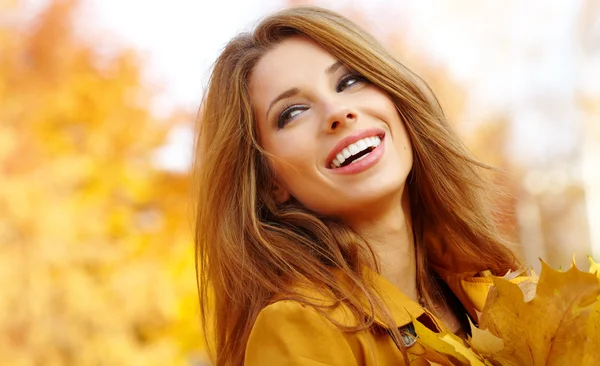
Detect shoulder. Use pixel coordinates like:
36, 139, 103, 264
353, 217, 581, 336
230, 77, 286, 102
245, 300, 358, 366
251, 300, 338, 332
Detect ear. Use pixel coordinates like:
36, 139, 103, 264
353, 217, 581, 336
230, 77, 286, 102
272, 180, 290, 204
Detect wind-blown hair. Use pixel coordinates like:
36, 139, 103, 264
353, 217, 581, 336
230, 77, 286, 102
194, 6, 519, 366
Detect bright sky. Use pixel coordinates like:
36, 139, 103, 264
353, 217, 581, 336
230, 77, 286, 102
84, 0, 283, 113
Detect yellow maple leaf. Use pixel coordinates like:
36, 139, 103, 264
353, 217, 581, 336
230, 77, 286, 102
412, 317, 486, 365
467, 318, 503, 356
589, 255, 600, 280
440, 334, 486, 366
472, 260, 600, 365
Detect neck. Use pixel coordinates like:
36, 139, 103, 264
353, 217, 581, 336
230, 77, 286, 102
348, 188, 417, 302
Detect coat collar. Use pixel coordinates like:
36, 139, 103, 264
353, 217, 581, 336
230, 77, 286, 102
432, 263, 530, 321
363, 267, 427, 328
361, 267, 501, 329
281, 266, 496, 331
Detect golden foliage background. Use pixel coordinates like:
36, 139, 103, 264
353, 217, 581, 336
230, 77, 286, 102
0, 1, 203, 364
1, 0, 597, 364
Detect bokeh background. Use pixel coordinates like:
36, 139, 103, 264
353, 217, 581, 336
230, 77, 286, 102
1, 0, 598, 364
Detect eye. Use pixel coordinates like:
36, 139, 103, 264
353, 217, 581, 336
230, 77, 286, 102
336, 72, 367, 92
277, 105, 309, 129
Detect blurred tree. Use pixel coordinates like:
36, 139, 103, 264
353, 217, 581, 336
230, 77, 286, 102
578, 0, 600, 259
0, 1, 202, 365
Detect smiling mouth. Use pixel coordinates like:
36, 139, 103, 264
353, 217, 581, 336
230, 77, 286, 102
330, 135, 382, 169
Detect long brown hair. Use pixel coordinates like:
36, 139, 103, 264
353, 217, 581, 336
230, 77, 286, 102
194, 6, 519, 365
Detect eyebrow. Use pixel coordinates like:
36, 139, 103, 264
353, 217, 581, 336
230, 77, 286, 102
326, 60, 344, 75
265, 60, 345, 119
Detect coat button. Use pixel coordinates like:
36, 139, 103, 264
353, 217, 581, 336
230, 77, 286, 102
399, 322, 418, 347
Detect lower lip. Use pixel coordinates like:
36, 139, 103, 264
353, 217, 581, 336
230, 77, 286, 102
328, 136, 385, 175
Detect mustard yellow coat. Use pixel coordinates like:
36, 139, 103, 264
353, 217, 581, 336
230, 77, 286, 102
244, 267, 526, 365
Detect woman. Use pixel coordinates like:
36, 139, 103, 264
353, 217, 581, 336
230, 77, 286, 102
194, 6, 521, 366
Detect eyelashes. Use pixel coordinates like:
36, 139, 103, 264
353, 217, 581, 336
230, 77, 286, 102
275, 72, 367, 129
336, 72, 367, 92
276, 103, 309, 129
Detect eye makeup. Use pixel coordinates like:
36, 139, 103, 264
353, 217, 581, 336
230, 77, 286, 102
273, 70, 369, 130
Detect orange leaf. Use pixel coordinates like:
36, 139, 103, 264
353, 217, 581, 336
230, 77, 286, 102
589, 255, 600, 280
468, 318, 503, 356
476, 260, 600, 365
412, 317, 486, 365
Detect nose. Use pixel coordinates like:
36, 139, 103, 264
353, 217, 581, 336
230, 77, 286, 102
323, 102, 357, 133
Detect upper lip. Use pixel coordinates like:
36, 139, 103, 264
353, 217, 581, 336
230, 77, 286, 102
325, 128, 385, 168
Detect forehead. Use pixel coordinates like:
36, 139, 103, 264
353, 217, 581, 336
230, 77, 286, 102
249, 37, 339, 109
252, 36, 337, 83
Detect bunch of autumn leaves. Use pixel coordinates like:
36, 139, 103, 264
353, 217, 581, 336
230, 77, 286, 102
416, 257, 600, 365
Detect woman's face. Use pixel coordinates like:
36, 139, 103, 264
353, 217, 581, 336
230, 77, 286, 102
250, 36, 413, 223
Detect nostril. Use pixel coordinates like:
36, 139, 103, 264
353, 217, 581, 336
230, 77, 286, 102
331, 121, 340, 129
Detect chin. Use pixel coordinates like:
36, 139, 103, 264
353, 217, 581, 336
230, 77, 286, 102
328, 186, 407, 217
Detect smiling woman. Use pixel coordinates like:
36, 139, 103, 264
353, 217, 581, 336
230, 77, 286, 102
250, 36, 413, 220
194, 6, 520, 366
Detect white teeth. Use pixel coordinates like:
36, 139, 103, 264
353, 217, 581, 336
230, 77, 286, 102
350, 153, 370, 164
330, 135, 382, 168
356, 139, 367, 151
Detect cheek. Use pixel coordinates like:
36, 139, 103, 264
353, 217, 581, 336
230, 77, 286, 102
395, 123, 412, 151
390, 121, 413, 170
263, 134, 318, 187
374, 97, 413, 157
